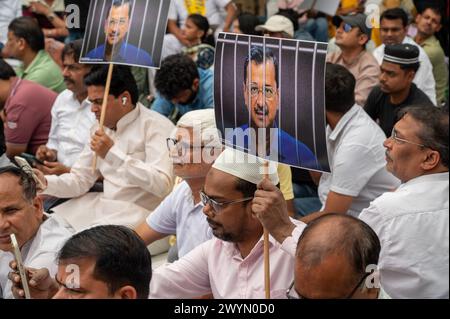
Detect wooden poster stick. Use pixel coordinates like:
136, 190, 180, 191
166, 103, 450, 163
263, 161, 271, 299
92, 63, 114, 171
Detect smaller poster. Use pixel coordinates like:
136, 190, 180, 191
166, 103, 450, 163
80, 0, 171, 69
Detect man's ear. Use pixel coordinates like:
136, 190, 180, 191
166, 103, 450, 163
116, 286, 138, 299
358, 34, 369, 47
193, 78, 200, 91
421, 149, 442, 171
415, 14, 421, 25
17, 38, 27, 51
32, 196, 44, 219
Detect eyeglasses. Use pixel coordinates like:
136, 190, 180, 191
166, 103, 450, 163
390, 129, 426, 147
200, 191, 253, 213
108, 18, 128, 28
286, 274, 370, 299
248, 85, 276, 99
166, 138, 208, 156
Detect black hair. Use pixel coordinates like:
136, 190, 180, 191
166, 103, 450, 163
399, 62, 421, 73
380, 8, 409, 27
276, 9, 299, 32
325, 63, 356, 113
187, 14, 213, 45
0, 166, 37, 203
237, 13, 262, 36
398, 106, 449, 168
155, 54, 199, 100
0, 59, 16, 80
84, 65, 139, 105
57, 225, 152, 299
244, 46, 279, 88
0, 120, 5, 156
8, 17, 45, 52
296, 214, 380, 282
107, 0, 133, 19
235, 178, 258, 198
418, 5, 442, 19
61, 39, 84, 63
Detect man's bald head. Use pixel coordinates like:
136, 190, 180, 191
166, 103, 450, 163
293, 214, 380, 299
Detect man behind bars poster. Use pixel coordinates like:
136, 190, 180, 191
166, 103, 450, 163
86, 0, 154, 66
226, 46, 320, 170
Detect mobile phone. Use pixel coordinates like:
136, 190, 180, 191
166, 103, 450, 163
20, 153, 44, 166
14, 156, 46, 189
10, 234, 31, 299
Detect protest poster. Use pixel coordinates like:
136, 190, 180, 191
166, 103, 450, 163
214, 33, 331, 173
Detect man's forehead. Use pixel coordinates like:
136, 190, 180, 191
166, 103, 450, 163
381, 61, 401, 71
381, 18, 404, 27
395, 115, 420, 136
87, 86, 106, 97
204, 168, 237, 197
110, 4, 130, 18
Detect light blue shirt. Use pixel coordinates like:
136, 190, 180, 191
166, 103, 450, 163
146, 181, 212, 258
0, 0, 21, 44
152, 68, 214, 117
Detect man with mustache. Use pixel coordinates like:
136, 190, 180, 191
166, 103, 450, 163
365, 43, 434, 137
226, 46, 320, 171
359, 106, 449, 298
150, 147, 304, 299
0, 166, 72, 299
86, 0, 153, 66
34, 65, 175, 239
35, 40, 96, 177
372, 8, 437, 105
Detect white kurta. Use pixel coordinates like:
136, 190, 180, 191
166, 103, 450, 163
360, 172, 449, 299
42, 103, 175, 232
373, 37, 437, 106
46, 90, 96, 167
0, 214, 73, 299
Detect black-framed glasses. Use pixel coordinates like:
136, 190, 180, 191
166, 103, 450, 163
390, 129, 426, 147
286, 274, 370, 299
200, 190, 253, 213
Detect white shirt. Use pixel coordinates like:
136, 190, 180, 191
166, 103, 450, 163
360, 172, 449, 299
147, 181, 212, 258
0, 0, 21, 44
319, 105, 400, 217
46, 90, 96, 167
0, 214, 73, 299
373, 37, 437, 106
42, 103, 175, 232
168, 0, 231, 29
150, 219, 306, 299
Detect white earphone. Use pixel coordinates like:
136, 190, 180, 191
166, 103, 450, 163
122, 97, 128, 105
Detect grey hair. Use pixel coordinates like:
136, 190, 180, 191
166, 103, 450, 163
0, 166, 37, 202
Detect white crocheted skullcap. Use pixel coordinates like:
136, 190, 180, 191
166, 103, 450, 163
212, 147, 279, 185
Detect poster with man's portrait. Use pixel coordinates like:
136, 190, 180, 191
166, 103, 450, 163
214, 33, 330, 173
80, 0, 171, 68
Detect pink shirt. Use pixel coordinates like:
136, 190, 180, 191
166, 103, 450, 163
327, 50, 380, 107
150, 220, 306, 299
3, 78, 56, 154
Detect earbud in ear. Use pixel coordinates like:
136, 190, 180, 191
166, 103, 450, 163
122, 97, 128, 105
